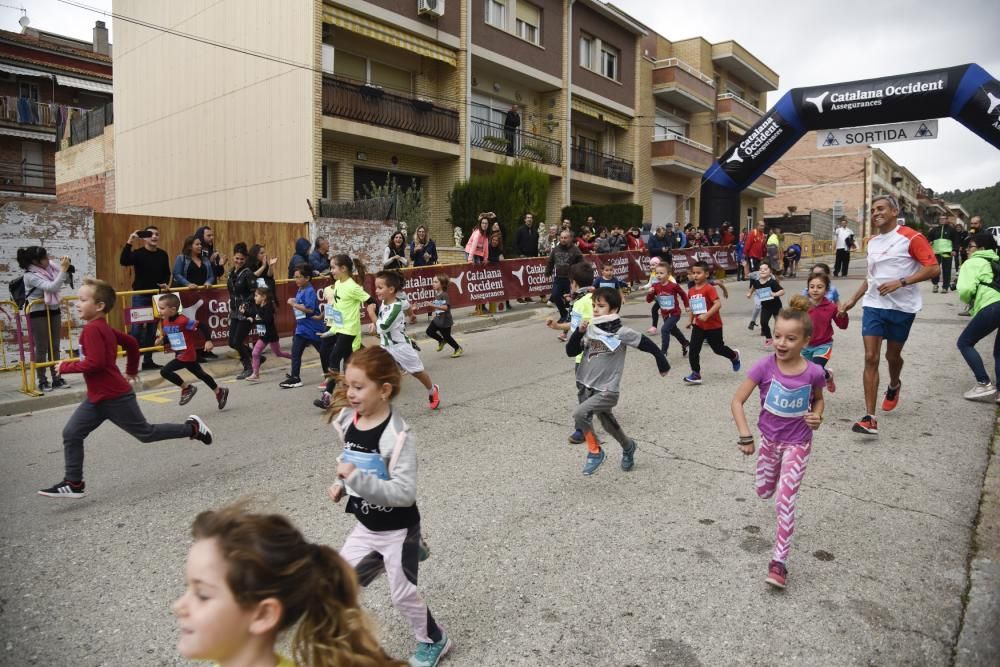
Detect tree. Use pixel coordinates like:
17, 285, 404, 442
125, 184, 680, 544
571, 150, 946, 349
448, 162, 549, 253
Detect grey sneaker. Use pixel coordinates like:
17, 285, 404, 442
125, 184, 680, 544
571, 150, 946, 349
582, 448, 606, 476
963, 382, 997, 401
621, 440, 637, 471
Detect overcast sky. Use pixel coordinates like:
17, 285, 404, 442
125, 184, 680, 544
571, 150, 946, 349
6, 0, 1000, 193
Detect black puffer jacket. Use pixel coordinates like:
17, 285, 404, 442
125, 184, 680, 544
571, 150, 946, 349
227, 267, 256, 321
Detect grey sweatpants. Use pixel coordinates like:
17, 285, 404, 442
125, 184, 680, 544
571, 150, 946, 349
62, 391, 192, 482
573, 387, 631, 448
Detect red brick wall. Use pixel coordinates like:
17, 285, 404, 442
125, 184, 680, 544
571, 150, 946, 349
56, 173, 108, 211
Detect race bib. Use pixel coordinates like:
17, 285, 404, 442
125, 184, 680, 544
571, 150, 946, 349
590, 330, 622, 351
294, 306, 306, 320
570, 311, 583, 330
325, 305, 343, 327
656, 294, 675, 310
166, 331, 187, 351
690, 295, 708, 315
756, 286, 774, 301
255, 324, 266, 336
763, 380, 812, 418
340, 448, 389, 498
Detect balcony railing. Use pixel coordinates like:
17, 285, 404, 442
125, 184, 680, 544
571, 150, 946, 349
570, 146, 633, 184
716, 93, 765, 129
0, 96, 57, 127
321, 75, 458, 143
653, 58, 714, 85
470, 117, 562, 166
0, 159, 56, 195
70, 103, 113, 146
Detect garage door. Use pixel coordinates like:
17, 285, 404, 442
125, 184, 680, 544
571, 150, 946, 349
652, 191, 677, 228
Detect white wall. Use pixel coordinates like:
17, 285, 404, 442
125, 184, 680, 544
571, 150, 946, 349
113, 0, 317, 222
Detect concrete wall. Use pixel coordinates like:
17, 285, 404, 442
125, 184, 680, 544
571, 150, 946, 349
312, 216, 397, 271
113, 0, 317, 222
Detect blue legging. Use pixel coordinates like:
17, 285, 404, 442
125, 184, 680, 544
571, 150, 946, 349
957, 301, 1000, 384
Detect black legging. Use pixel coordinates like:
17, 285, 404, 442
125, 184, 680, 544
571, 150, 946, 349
160, 359, 218, 390
323, 333, 356, 392
228, 318, 253, 370
426, 322, 460, 351
688, 327, 737, 373
759, 300, 781, 339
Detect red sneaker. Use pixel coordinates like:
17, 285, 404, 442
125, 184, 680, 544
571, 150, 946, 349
825, 371, 836, 393
765, 560, 787, 589
881, 383, 901, 411
852, 415, 879, 435
428, 384, 440, 410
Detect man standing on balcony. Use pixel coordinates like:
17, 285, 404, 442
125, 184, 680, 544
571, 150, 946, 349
504, 103, 521, 157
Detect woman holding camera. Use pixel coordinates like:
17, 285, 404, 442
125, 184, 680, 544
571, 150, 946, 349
18, 246, 72, 391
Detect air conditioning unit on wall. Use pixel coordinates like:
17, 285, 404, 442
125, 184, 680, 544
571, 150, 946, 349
418, 0, 444, 17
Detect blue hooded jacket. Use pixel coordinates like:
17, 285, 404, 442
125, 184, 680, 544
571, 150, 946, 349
288, 238, 312, 278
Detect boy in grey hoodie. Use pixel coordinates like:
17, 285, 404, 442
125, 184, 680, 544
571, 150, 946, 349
566, 287, 670, 476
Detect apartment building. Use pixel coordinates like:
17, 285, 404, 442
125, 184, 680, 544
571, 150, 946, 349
0, 18, 112, 200
639, 34, 779, 231
764, 130, 924, 237
110, 0, 779, 242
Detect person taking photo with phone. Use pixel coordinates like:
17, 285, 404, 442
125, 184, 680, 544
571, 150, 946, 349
120, 226, 171, 370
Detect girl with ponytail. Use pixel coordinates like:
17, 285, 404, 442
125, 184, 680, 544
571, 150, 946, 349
173, 503, 404, 667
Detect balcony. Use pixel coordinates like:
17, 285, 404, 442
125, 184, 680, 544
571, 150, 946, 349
0, 96, 57, 129
651, 135, 713, 176
69, 103, 113, 147
716, 93, 764, 131
746, 172, 778, 198
0, 159, 56, 197
570, 146, 633, 184
711, 41, 779, 92
321, 75, 459, 143
651, 59, 716, 113
470, 117, 562, 166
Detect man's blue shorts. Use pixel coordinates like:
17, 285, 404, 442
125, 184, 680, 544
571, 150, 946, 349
862, 306, 916, 343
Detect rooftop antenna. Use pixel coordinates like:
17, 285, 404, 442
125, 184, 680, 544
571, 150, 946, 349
0, 3, 29, 29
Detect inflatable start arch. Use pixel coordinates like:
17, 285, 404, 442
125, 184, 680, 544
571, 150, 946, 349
700, 63, 1000, 228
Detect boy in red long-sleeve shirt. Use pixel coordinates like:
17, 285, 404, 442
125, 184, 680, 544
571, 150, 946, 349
38, 278, 213, 499
645, 262, 690, 357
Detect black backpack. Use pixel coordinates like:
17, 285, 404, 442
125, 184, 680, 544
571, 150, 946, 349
9, 276, 26, 309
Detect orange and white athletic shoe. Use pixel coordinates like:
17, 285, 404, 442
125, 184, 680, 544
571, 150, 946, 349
881, 382, 901, 412
428, 384, 441, 410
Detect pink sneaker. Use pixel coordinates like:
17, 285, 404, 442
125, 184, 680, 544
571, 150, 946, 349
764, 339, 774, 346
765, 560, 787, 588
825, 371, 836, 393
646, 326, 657, 335
245, 374, 260, 383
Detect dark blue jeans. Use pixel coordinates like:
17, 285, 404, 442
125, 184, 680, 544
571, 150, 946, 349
957, 301, 1000, 384
550, 277, 570, 322
129, 294, 157, 363
290, 334, 322, 379
660, 314, 689, 353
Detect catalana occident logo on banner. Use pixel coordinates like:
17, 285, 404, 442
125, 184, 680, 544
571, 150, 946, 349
956, 78, 1000, 144
453, 266, 506, 304
719, 109, 793, 184
506, 259, 552, 297
798, 70, 952, 128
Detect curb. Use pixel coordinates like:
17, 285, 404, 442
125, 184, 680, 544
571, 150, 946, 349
954, 417, 1000, 666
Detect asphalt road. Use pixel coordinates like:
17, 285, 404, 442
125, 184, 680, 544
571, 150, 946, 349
0, 278, 993, 666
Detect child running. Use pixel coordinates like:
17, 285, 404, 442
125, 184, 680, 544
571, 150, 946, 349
595, 262, 627, 297
684, 261, 741, 384
327, 346, 452, 667
156, 293, 229, 409
566, 286, 670, 475
314, 254, 374, 408
174, 503, 404, 667
644, 256, 662, 334
546, 262, 595, 443
247, 287, 292, 382
800, 262, 841, 304
800, 278, 848, 392
38, 278, 212, 499
731, 299, 826, 589
425, 274, 463, 358
747, 260, 784, 346
280, 265, 325, 389
747, 268, 762, 331
367, 270, 441, 409
645, 261, 689, 356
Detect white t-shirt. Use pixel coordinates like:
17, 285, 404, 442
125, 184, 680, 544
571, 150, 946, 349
834, 226, 854, 251
862, 225, 936, 314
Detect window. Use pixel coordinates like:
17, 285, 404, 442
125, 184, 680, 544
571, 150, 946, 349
725, 82, 744, 99
471, 93, 510, 126
600, 44, 619, 80
333, 50, 412, 94
486, 0, 506, 28
580, 34, 594, 70
515, 1, 540, 44
654, 110, 687, 140
18, 81, 39, 100
334, 51, 367, 82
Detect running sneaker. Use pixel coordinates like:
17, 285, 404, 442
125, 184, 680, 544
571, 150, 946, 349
187, 415, 213, 445
731, 349, 741, 372
941, 287, 949, 294
179, 384, 198, 406
646, 326, 657, 335
748, 321, 756, 331
314, 392, 331, 410
38, 479, 86, 499
215, 387, 229, 410
436, 342, 446, 352
279, 376, 303, 389
852, 415, 879, 436
764, 339, 773, 347
825, 371, 836, 393
683, 372, 702, 385
235, 368, 253, 380
682, 344, 689, 357
766, 560, 787, 589
451, 348, 463, 358
408, 633, 452, 667
932, 285, 939, 293
316, 381, 328, 389
881, 383, 901, 412
963, 382, 997, 401
37, 378, 52, 392
51, 376, 69, 389
568, 429, 584, 444
621, 440, 637, 472
428, 384, 441, 410
557, 333, 568, 342
245, 374, 261, 383
582, 448, 606, 476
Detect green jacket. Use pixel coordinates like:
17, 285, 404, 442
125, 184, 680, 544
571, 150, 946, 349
957, 249, 1000, 316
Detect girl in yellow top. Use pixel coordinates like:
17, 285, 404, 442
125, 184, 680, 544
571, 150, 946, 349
316, 254, 374, 409
173, 503, 403, 667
